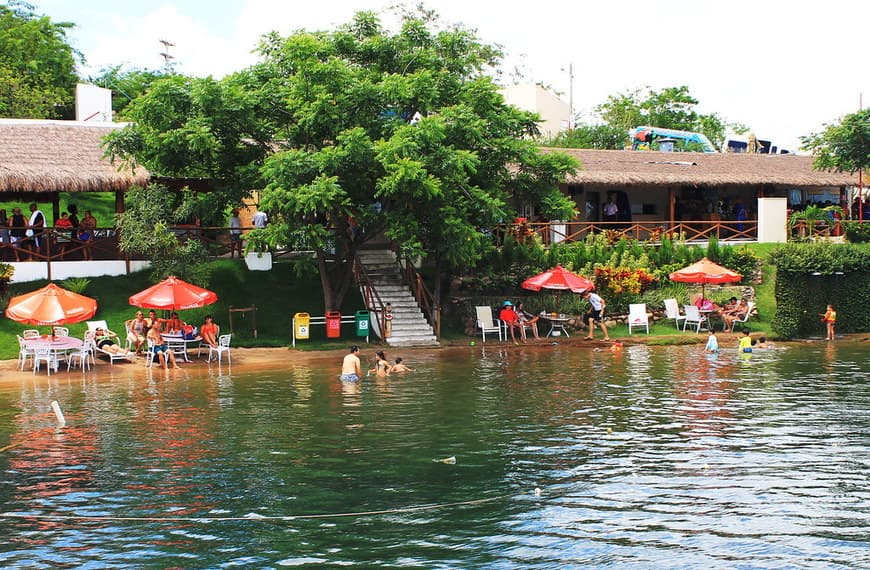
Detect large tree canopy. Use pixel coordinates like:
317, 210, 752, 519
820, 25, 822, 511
802, 109, 870, 175
107, 9, 577, 311
0, 1, 80, 118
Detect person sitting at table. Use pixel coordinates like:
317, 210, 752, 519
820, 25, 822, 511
165, 312, 185, 335
693, 296, 718, 312
514, 301, 540, 339
125, 310, 150, 354
146, 320, 180, 369
723, 299, 749, 331
200, 315, 219, 347
94, 327, 128, 355
499, 301, 526, 344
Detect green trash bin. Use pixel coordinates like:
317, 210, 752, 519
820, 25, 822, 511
355, 310, 370, 337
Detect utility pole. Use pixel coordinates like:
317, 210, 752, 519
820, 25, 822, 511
568, 62, 574, 130
159, 39, 175, 69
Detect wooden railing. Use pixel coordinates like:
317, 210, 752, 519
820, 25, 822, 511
495, 220, 759, 245
352, 255, 387, 341
400, 257, 440, 338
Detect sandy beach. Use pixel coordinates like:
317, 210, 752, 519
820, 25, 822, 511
3, 333, 866, 390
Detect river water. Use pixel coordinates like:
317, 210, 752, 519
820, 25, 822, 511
1, 342, 868, 568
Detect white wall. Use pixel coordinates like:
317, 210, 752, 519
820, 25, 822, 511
500, 84, 570, 139
9, 260, 151, 283
757, 197, 788, 243
75, 84, 113, 122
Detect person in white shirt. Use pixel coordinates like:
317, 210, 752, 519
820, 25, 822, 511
229, 208, 242, 257
603, 196, 619, 222
252, 208, 268, 229
582, 290, 610, 341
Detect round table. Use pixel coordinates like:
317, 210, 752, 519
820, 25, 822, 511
24, 336, 84, 372
539, 314, 571, 338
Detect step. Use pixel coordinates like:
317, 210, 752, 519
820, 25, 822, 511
387, 337, 439, 347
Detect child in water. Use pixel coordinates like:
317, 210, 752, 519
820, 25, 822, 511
820, 304, 836, 341
738, 328, 753, 353
705, 330, 719, 353
391, 357, 415, 373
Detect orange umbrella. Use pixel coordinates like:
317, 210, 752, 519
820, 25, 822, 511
5, 283, 98, 325
129, 276, 218, 311
669, 257, 742, 299
522, 265, 594, 293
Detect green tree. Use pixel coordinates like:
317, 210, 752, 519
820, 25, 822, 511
115, 185, 212, 286
595, 85, 726, 148
89, 65, 169, 119
0, 1, 80, 118
801, 109, 870, 175
543, 123, 627, 149
256, 10, 576, 310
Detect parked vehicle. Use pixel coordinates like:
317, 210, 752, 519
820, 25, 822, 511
629, 126, 717, 153
722, 134, 792, 155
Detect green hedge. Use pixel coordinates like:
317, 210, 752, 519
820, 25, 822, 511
770, 243, 870, 338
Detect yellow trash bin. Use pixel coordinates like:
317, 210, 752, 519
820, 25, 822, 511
294, 312, 310, 340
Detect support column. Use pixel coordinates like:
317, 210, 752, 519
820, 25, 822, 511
757, 197, 788, 243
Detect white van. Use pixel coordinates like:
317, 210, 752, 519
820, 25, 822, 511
722, 134, 791, 155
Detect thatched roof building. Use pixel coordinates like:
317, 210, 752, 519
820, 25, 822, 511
0, 118, 149, 193
545, 148, 860, 188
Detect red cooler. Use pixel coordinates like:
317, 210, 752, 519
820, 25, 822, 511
326, 311, 342, 338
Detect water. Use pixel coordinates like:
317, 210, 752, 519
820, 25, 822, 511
1, 342, 868, 568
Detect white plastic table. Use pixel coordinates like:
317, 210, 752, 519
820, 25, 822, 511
161, 334, 202, 362
25, 336, 83, 372
540, 314, 570, 338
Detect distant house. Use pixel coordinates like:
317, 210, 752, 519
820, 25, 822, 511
0, 118, 149, 219
545, 148, 859, 224
500, 84, 570, 140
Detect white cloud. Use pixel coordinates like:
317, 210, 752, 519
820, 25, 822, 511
61, 0, 869, 151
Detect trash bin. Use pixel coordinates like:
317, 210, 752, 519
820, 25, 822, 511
294, 312, 310, 340
326, 311, 341, 338
355, 310, 370, 337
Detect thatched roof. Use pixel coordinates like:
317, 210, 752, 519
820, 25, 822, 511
0, 119, 150, 193
544, 148, 860, 188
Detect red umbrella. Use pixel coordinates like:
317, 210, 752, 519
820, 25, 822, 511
669, 257, 742, 299
5, 283, 98, 326
129, 276, 218, 311
522, 265, 594, 293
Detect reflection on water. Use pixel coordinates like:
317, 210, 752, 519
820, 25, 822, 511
1, 343, 868, 567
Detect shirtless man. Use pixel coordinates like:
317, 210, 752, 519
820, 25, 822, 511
341, 345, 362, 382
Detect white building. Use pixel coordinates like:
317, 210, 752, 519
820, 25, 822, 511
499, 84, 571, 140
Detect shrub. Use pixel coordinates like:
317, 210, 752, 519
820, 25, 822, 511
842, 221, 870, 243
60, 277, 91, 294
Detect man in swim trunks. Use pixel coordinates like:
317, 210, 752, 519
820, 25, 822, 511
341, 345, 362, 381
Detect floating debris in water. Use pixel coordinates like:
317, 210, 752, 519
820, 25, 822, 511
434, 456, 456, 464
534, 488, 541, 497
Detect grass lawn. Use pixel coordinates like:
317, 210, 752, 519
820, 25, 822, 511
0, 259, 366, 361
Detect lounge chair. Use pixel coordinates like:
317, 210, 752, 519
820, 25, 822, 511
86, 320, 135, 364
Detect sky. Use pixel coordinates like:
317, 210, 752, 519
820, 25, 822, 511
32, 0, 869, 152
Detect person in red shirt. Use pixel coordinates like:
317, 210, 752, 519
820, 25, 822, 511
200, 315, 220, 347
499, 301, 526, 344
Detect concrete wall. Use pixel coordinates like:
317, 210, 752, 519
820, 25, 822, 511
9, 260, 151, 283
757, 197, 788, 243
500, 84, 570, 139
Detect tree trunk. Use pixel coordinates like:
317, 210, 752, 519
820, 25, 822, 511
316, 246, 358, 313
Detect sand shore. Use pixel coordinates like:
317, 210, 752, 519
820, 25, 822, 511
2, 334, 865, 390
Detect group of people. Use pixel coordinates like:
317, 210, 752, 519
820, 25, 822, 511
692, 295, 750, 330
340, 346, 414, 381
497, 290, 610, 343
124, 310, 222, 369
0, 203, 97, 261
704, 328, 769, 354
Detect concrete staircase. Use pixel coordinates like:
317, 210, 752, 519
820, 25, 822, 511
357, 249, 439, 347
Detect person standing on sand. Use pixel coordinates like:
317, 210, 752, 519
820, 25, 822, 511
582, 290, 610, 341
341, 346, 362, 382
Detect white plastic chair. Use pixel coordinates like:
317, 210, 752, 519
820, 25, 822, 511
17, 335, 36, 371
144, 338, 158, 368
683, 305, 707, 333
67, 340, 93, 371
22, 329, 40, 339
728, 301, 756, 332
663, 298, 686, 329
475, 306, 502, 342
627, 303, 650, 335
52, 326, 70, 337
208, 334, 232, 365
33, 346, 57, 375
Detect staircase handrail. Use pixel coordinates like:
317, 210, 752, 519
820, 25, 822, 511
400, 257, 440, 338
353, 255, 387, 340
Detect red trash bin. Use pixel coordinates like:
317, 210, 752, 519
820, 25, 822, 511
326, 311, 342, 338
